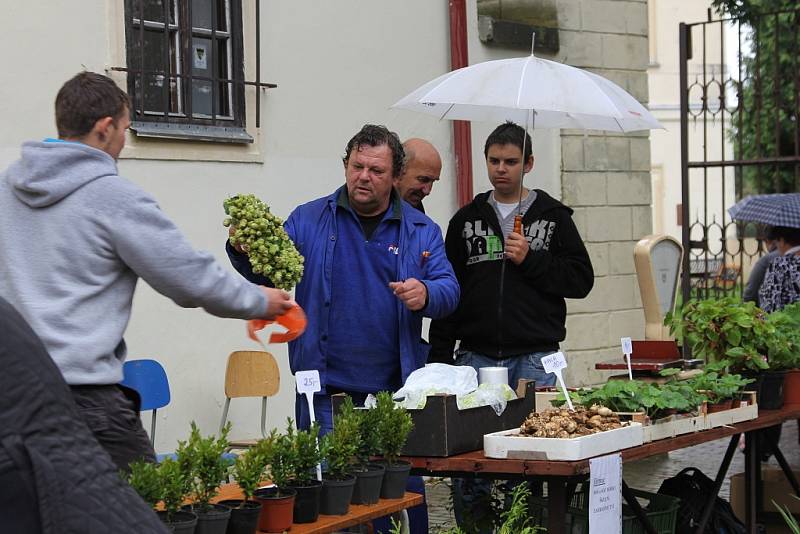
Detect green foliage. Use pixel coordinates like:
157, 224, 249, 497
374, 391, 414, 465
126, 460, 161, 510
181, 422, 233, 510
773, 498, 800, 534
158, 457, 192, 519
260, 429, 295, 489
286, 419, 323, 485
666, 298, 771, 372
230, 444, 266, 503
223, 194, 304, 290
321, 408, 360, 480
765, 302, 800, 369
711, 1, 799, 195
338, 396, 382, 468
498, 484, 544, 534
554, 379, 705, 420
689, 370, 753, 402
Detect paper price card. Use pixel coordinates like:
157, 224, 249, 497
541, 351, 567, 374
296, 370, 321, 395
620, 337, 633, 380
589, 453, 622, 534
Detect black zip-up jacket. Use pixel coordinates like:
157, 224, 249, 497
428, 189, 594, 362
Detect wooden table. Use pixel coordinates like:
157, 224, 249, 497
213, 484, 422, 534
403, 406, 800, 534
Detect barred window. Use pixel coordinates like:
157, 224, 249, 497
120, 0, 274, 143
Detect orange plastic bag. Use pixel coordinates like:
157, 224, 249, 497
247, 304, 307, 344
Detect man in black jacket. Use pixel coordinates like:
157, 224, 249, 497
429, 122, 594, 532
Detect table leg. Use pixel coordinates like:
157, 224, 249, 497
744, 431, 758, 533
694, 433, 739, 534
546, 478, 567, 534
763, 429, 800, 497
622, 480, 658, 534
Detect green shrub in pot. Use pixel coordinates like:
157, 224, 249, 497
126, 460, 161, 510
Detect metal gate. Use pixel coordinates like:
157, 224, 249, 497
678, 7, 800, 305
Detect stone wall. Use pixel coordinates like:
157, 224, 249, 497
557, 0, 652, 385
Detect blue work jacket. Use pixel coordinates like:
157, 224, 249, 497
228, 187, 460, 390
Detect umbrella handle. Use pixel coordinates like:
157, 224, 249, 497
513, 215, 523, 235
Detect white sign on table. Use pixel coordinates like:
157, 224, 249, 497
542, 351, 573, 410
621, 337, 633, 380
589, 453, 622, 534
295, 370, 323, 481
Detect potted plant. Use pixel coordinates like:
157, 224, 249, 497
158, 456, 198, 534
345, 396, 386, 505
283, 419, 324, 523
374, 391, 414, 499
689, 365, 753, 412
320, 408, 360, 515
766, 302, 800, 405
254, 431, 296, 533
217, 444, 266, 534
181, 422, 234, 534
127, 460, 162, 511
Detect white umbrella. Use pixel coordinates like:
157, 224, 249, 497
392, 53, 662, 132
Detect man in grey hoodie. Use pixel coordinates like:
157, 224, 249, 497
0, 71, 294, 471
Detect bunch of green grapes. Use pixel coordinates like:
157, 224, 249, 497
223, 194, 304, 290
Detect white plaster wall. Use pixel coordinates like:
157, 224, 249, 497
0, 0, 456, 453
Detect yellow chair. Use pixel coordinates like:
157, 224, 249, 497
218, 350, 280, 450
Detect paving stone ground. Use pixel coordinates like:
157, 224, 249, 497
424, 420, 800, 532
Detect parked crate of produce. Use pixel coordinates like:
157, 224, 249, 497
703, 391, 758, 429
529, 486, 680, 534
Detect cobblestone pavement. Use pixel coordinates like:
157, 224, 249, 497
425, 420, 800, 532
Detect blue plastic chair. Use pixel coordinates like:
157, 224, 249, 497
120, 359, 171, 446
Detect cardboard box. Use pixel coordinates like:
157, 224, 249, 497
730, 469, 800, 533
483, 422, 644, 461
331, 380, 536, 457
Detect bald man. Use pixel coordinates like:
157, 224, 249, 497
396, 138, 442, 213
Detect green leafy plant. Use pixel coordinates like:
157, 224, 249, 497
666, 297, 771, 372
230, 442, 266, 504
765, 303, 800, 370
261, 429, 295, 490
285, 419, 323, 485
126, 460, 161, 510
374, 391, 414, 465
182, 422, 233, 511
773, 498, 800, 534
158, 457, 192, 521
321, 408, 360, 480
338, 396, 382, 469
689, 369, 753, 403
498, 483, 544, 534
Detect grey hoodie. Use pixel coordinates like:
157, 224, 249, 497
0, 141, 269, 385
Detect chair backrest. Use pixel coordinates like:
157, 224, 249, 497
224, 351, 280, 399
120, 359, 171, 411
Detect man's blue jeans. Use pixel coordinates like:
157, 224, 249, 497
452, 350, 557, 533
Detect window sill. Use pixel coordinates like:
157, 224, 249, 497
131, 121, 254, 144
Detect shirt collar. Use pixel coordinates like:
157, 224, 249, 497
337, 187, 402, 220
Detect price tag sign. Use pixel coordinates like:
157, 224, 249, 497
589, 453, 623, 534
620, 337, 633, 380
543, 352, 573, 411
296, 370, 321, 395
295, 370, 322, 481
542, 351, 567, 374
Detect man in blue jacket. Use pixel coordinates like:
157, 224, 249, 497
228, 124, 459, 427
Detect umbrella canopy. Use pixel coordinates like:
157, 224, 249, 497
392, 54, 662, 132
728, 193, 800, 229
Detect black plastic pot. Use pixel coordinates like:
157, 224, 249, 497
286, 479, 322, 523
181, 503, 231, 534
217, 499, 262, 534
380, 460, 411, 499
743, 370, 786, 410
158, 510, 198, 534
351, 463, 385, 505
320, 475, 356, 515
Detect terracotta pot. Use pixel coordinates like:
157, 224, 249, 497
784, 369, 800, 405
254, 487, 296, 533
706, 398, 734, 413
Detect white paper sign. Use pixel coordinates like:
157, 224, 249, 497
296, 370, 321, 395
295, 370, 323, 481
589, 453, 622, 534
542, 351, 567, 374
620, 337, 633, 380
542, 352, 573, 411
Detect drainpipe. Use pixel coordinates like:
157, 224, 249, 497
449, 0, 473, 207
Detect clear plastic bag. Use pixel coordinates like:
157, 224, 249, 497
456, 382, 517, 415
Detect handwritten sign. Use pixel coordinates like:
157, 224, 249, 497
621, 337, 633, 380
295, 370, 322, 481
589, 453, 622, 534
543, 352, 573, 411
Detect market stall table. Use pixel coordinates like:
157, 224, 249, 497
403, 406, 800, 534
212, 484, 422, 534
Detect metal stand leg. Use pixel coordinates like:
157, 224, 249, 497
744, 431, 759, 533
546, 478, 567, 534
695, 433, 740, 534
762, 427, 800, 497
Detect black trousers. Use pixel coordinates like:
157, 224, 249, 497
70, 384, 156, 471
